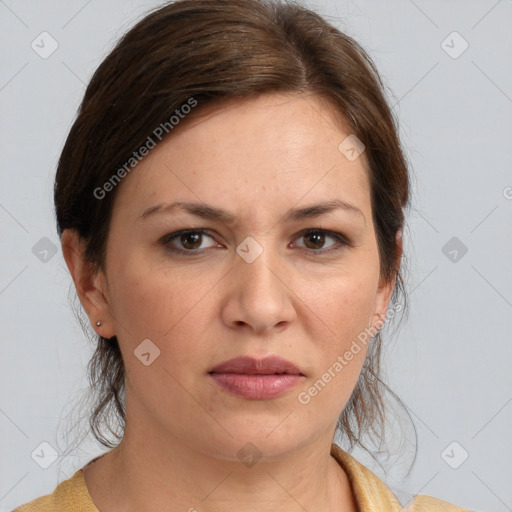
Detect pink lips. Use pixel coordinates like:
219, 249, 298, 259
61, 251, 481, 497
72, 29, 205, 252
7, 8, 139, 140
209, 355, 305, 400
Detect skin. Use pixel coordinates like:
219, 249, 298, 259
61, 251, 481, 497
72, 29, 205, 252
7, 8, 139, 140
62, 92, 399, 511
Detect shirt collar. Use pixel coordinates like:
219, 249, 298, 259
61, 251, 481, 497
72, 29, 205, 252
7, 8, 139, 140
330, 443, 404, 511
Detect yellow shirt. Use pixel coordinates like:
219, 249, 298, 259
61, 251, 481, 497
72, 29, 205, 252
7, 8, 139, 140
14, 444, 471, 511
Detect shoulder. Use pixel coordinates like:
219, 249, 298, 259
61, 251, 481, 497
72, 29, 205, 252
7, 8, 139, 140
13, 469, 98, 512
13, 493, 54, 512
408, 494, 473, 511
330, 443, 472, 511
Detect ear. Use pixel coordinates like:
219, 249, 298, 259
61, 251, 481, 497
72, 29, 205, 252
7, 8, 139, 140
61, 229, 116, 339
371, 231, 403, 328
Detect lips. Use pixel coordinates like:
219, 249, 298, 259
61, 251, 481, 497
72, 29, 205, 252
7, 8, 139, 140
209, 355, 304, 376
208, 356, 305, 400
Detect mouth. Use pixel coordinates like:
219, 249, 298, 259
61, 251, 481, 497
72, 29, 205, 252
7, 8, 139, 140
208, 355, 305, 400
209, 355, 304, 376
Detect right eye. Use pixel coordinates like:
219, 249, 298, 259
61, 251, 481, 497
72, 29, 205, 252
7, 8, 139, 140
161, 229, 221, 255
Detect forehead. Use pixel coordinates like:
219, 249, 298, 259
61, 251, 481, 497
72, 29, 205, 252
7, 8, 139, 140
111, 92, 371, 223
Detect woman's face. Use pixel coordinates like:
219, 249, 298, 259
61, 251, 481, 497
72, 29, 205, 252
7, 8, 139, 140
95, 92, 394, 459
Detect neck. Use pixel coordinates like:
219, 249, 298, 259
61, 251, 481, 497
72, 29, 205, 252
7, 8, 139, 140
83, 401, 357, 512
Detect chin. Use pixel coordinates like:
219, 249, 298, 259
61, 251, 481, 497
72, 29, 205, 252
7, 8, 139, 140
189, 417, 313, 463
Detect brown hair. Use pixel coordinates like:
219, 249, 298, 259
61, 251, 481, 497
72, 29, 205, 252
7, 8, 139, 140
55, 0, 410, 455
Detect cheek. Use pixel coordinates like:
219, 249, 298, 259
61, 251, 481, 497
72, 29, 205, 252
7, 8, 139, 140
107, 253, 215, 338
107, 259, 218, 408
294, 265, 379, 411
301, 264, 379, 348
106, 253, 227, 388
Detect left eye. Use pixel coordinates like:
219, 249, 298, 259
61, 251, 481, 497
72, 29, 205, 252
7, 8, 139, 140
292, 229, 349, 252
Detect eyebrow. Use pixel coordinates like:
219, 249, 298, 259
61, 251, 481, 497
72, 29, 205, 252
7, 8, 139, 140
139, 199, 365, 225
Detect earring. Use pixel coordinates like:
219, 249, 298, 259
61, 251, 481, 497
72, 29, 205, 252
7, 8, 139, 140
96, 320, 102, 326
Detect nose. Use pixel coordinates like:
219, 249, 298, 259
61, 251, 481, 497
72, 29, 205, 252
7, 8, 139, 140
220, 245, 296, 335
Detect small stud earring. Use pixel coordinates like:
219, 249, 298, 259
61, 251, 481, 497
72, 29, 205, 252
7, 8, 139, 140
96, 320, 102, 326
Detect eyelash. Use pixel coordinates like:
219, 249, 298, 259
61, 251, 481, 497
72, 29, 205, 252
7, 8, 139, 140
160, 228, 354, 256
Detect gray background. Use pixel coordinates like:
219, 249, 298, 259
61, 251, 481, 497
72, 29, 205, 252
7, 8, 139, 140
1, 0, 511, 510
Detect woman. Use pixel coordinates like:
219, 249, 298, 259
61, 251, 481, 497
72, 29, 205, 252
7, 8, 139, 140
14, 0, 469, 510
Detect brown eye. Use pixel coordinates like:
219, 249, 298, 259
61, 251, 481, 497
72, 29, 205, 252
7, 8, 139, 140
162, 229, 218, 254
293, 228, 353, 254
303, 230, 326, 250
180, 232, 203, 250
